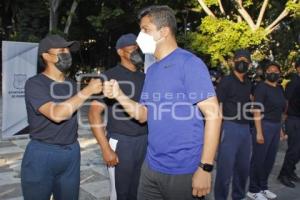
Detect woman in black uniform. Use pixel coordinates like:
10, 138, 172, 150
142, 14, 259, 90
247, 62, 287, 200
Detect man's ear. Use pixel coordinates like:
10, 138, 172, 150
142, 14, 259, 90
42, 52, 57, 64
161, 26, 171, 38
42, 52, 51, 63
117, 49, 124, 57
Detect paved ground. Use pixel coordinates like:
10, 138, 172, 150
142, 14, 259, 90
1, 106, 300, 199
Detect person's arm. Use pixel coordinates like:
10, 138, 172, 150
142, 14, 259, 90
253, 110, 264, 144
39, 79, 102, 123
88, 100, 119, 166
252, 83, 266, 144
177, 56, 221, 197
280, 96, 288, 140
103, 79, 147, 123
192, 96, 222, 197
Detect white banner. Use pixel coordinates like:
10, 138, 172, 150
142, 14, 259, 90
2, 41, 38, 138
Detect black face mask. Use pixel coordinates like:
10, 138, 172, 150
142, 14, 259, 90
265, 73, 280, 83
130, 50, 144, 69
55, 52, 72, 72
234, 61, 249, 74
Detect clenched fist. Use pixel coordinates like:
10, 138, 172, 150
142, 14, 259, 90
102, 146, 119, 167
86, 78, 103, 95
192, 167, 212, 198
103, 79, 122, 99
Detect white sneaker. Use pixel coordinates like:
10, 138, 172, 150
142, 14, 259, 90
247, 192, 268, 200
261, 190, 277, 199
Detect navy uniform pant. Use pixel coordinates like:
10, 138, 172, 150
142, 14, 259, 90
108, 132, 147, 200
214, 121, 251, 200
21, 139, 80, 200
249, 120, 281, 193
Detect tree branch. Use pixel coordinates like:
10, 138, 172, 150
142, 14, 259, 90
218, 0, 225, 15
265, 0, 299, 34
197, 0, 216, 18
265, 8, 289, 34
235, 0, 256, 30
256, 0, 269, 29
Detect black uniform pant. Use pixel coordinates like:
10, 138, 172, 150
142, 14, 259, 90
279, 117, 300, 177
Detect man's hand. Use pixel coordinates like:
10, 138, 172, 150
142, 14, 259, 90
192, 167, 212, 197
280, 128, 288, 141
103, 79, 122, 99
102, 146, 119, 167
85, 78, 103, 95
256, 132, 265, 144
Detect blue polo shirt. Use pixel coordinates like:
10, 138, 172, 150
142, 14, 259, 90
140, 48, 216, 174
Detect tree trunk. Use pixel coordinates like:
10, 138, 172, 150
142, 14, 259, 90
235, 0, 256, 30
64, 0, 79, 35
197, 0, 216, 18
49, 0, 61, 32
217, 0, 225, 15
255, 0, 269, 29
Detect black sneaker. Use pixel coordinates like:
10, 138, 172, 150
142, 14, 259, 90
278, 176, 296, 188
289, 173, 300, 183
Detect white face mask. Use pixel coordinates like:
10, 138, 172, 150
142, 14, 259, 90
136, 31, 156, 55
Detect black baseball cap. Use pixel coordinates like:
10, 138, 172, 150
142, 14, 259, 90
234, 49, 252, 62
38, 34, 80, 55
115, 33, 137, 50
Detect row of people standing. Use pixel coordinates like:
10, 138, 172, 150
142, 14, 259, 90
214, 50, 300, 200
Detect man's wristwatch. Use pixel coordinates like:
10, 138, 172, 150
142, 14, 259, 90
199, 162, 214, 172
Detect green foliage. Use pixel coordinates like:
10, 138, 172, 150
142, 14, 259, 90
204, 0, 218, 7
186, 16, 266, 66
286, 0, 300, 16
243, 0, 254, 8
87, 6, 125, 33
1, 0, 299, 72
16, 0, 49, 41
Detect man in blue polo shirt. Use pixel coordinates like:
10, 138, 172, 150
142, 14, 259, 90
103, 5, 221, 200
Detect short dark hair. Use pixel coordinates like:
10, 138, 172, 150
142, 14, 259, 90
138, 5, 177, 36
264, 61, 281, 72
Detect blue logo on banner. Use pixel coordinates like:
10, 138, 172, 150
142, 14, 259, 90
13, 74, 27, 89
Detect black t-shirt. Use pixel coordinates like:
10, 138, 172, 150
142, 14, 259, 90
97, 65, 147, 136
25, 73, 78, 145
286, 75, 300, 117
216, 73, 252, 124
254, 82, 286, 123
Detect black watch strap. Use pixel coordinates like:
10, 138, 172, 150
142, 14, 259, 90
199, 162, 214, 172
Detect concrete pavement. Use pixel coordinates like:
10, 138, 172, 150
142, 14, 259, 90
0, 106, 300, 199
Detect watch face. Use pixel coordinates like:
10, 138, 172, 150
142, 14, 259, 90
203, 164, 213, 172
